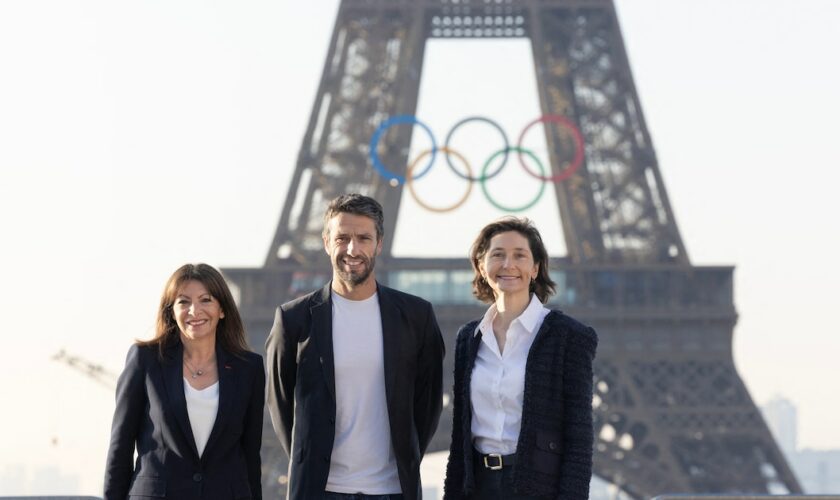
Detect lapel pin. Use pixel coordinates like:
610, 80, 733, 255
224, 364, 232, 369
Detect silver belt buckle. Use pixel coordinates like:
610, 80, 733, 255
483, 453, 503, 470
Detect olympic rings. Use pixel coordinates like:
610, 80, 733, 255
516, 114, 585, 182
367, 114, 585, 213
480, 147, 547, 213
443, 116, 509, 182
369, 115, 437, 184
406, 147, 473, 213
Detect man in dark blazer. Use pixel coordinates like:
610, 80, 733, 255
266, 193, 445, 500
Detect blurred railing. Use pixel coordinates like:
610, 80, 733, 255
0, 497, 102, 500
382, 259, 734, 313
225, 258, 736, 321
653, 496, 840, 500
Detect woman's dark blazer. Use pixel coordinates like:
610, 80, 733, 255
104, 342, 265, 500
443, 310, 598, 500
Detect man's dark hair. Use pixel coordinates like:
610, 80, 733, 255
322, 193, 385, 241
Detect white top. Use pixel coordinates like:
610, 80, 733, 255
326, 292, 401, 495
470, 294, 549, 455
184, 378, 219, 458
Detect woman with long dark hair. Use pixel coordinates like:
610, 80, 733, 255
104, 263, 264, 500
444, 218, 598, 499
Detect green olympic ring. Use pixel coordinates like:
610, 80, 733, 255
479, 146, 546, 213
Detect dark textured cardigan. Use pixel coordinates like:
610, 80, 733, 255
443, 310, 598, 500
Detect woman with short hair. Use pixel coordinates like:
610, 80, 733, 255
444, 217, 598, 500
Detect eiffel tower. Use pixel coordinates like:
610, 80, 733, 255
222, 0, 802, 497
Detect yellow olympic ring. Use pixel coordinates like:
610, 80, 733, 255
405, 146, 473, 213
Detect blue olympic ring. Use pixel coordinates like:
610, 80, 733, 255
369, 115, 437, 184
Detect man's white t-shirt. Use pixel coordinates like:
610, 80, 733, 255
325, 291, 401, 494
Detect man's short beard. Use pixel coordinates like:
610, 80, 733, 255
334, 254, 376, 286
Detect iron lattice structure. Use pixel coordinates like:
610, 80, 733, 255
223, 0, 801, 497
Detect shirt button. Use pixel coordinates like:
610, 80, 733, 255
549, 442, 558, 451
192, 472, 203, 482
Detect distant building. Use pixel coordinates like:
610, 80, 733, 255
762, 395, 798, 457
759, 395, 840, 494
0, 464, 27, 495
31, 465, 79, 495
793, 448, 840, 494
0, 464, 79, 496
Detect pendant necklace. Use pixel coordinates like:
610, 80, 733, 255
183, 358, 209, 379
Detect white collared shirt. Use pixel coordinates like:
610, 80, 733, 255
470, 294, 549, 455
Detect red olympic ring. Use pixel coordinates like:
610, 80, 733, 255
516, 115, 585, 182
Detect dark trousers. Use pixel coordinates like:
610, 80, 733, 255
468, 450, 541, 500
323, 492, 404, 500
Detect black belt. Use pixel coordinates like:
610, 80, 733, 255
474, 448, 516, 470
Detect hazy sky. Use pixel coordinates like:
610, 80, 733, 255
1, 0, 839, 495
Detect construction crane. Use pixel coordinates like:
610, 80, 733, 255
52, 349, 118, 390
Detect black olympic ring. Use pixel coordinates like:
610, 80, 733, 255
443, 116, 509, 182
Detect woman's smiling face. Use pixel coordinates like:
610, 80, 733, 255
479, 230, 539, 300
172, 279, 224, 342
